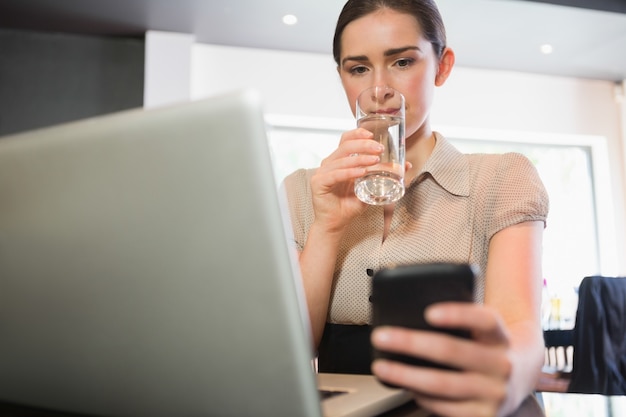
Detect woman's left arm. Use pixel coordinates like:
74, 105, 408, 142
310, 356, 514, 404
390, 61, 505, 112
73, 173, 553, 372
483, 220, 545, 414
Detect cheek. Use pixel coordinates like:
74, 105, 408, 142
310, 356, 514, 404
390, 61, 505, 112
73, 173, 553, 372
343, 87, 362, 117
403, 79, 436, 132
407, 81, 434, 113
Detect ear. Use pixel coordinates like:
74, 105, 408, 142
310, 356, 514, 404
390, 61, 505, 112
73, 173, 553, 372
435, 47, 455, 86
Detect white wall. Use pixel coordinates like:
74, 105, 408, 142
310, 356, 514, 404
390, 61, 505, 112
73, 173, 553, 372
191, 44, 351, 120
144, 31, 626, 274
144, 31, 194, 108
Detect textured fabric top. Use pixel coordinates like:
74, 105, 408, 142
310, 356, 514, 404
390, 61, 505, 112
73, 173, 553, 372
282, 133, 549, 325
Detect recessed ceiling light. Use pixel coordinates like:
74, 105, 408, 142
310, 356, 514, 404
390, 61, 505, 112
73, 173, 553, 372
282, 14, 298, 25
540, 44, 554, 55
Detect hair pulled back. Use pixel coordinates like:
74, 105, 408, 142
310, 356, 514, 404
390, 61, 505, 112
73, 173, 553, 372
332, 0, 447, 65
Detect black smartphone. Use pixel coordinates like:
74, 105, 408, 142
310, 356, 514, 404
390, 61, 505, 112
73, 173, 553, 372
371, 262, 475, 370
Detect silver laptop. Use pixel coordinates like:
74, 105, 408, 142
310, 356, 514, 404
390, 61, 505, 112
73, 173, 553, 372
0, 90, 412, 417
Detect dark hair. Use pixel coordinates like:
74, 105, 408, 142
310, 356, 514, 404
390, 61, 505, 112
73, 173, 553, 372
332, 0, 447, 65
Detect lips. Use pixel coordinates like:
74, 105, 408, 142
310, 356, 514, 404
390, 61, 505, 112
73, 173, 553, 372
375, 108, 401, 115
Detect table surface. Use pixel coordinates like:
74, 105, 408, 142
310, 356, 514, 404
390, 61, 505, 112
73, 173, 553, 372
4, 393, 623, 417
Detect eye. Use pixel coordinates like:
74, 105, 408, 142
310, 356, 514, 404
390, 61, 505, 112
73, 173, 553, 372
395, 58, 414, 68
349, 65, 369, 75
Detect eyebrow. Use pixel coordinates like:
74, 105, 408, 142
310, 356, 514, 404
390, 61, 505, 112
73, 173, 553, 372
341, 46, 420, 67
384, 46, 420, 57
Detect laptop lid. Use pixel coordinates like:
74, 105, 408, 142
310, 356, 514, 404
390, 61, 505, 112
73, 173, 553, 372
0, 90, 322, 417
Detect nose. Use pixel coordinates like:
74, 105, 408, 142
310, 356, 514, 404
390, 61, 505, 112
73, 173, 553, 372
382, 87, 395, 102
370, 86, 396, 105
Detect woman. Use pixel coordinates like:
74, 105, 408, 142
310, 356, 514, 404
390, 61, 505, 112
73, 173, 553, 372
282, 0, 549, 416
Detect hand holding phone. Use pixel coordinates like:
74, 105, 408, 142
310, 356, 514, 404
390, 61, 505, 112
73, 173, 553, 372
371, 263, 476, 370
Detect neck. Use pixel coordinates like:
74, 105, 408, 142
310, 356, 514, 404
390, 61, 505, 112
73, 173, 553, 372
405, 127, 436, 182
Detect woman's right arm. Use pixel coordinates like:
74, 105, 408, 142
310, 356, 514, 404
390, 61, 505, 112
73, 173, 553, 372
295, 128, 382, 347
298, 222, 345, 347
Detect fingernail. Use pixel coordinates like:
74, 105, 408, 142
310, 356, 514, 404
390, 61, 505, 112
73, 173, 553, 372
372, 360, 390, 376
425, 305, 444, 322
372, 328, 391, 345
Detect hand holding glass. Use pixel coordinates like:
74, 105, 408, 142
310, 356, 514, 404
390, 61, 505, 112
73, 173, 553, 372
354, 86, 406, 205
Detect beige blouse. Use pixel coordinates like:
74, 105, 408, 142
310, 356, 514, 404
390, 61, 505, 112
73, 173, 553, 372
282, 132, 549, 325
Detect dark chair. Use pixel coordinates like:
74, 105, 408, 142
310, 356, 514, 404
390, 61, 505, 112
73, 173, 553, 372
543, 329, 574, 373
536, 329, 574, 392
567, 275, 626, 395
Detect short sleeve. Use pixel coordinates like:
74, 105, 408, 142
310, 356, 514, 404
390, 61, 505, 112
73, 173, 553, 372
280, 168, 315, 252
481, 153, 549, 240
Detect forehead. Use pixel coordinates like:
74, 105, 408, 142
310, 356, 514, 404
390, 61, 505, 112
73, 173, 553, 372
340, 9, 425, 57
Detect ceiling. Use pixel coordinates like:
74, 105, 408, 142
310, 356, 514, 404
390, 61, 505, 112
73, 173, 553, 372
1, 0, 626, 82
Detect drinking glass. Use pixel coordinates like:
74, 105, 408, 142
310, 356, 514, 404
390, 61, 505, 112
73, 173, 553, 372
354, 86, 405, 205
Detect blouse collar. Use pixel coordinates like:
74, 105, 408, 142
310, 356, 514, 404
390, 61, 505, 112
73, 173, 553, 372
417, 132, 470, 197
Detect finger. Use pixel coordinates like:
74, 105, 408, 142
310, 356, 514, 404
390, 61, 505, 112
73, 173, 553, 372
425, 303, 510, 345
372, 359, 507, 403
339, 140, 384, 158
320, 144, 382, 174
335, 129, 383, 157
337, 127, 374, 145
317, 154, 380, 182
311, 166, 367, 190
415, 394, 500, 417
371, 326, 511, 376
